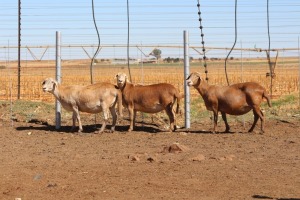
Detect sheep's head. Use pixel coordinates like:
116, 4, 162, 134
42, 78, 58, 93
115, 72, 127, 89
186, 72, 202, 87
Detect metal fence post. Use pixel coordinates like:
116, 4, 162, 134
184, 30, 190, 129
56, 31, 61, 130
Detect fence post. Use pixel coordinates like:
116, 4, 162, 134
56, 31, 61, 130
184, 30, 190, 129
298, 36, 300, 108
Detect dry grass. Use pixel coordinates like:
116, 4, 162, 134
0, 58, 299, 102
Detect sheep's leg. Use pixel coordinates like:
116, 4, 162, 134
249, 106, 265, 133
99, 108, 109, 133
109, 107, 117, 133
165, 105, 175, 132
248, 106, 262, 133
128, 106, 135, 132
259, 110, 265, 133
212, 110, 218, 133
221, 112, 230, 132
133, 110, 137, 129
70, 112, 77, 132
72, 108, 83, 133
248, 112, 259, 132
171, 103, 177, 130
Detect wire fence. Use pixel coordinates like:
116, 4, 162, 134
1, 0, 300, 60
0, 45, 299, 100
0, 0, 300, 125
0, 46, 299, 128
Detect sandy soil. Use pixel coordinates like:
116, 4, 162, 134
0, 116, 299, 200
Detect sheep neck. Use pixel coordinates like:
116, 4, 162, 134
121, 80, 133, 92
51, 84, 64, 101
194, 80, 210, 97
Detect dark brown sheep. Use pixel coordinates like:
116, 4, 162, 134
116, 72, 182, 132
186, 72, 272, 133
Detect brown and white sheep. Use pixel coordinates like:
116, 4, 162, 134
115, 72, 182, 132
186, 72, 272, 133
42, 78, 122, 133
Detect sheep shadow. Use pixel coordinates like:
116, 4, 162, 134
189, 129, 256, 134
15, 123, 85, 134
252, 194, 300, 200
14, 119, 106, 134
180, 128, 238, 134
15, 118, 163, 134
16, 124, 163, 134
15, 119, 246, 134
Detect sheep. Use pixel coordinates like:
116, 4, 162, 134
186, 72, 272, 133
42, 78, 122, 133
115, 72, 182, 132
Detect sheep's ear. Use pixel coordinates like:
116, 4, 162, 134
195, 72, 202, 81
52, 79, 58, 88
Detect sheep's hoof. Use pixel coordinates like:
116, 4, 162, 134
97, 129, 105, 134
165, 129, 173, 133
105, 128, 114, 133
224, 128, 230, 132
165, 127, 174, 132
224, 129, 233, 134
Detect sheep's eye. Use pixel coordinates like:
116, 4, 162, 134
42, 81, 45, 85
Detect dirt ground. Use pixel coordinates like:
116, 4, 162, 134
0, 115, 299, 200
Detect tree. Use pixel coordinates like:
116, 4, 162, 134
164, 57, 172, 63
150, 48, 162, 60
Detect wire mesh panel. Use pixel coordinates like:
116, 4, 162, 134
0, 0, 299, 125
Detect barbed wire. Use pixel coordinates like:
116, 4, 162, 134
1, 0, 300, 60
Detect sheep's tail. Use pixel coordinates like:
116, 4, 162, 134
263, 91, 272, 107
117, 90, 123, 118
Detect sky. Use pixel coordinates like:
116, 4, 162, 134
1, 0, 300, 60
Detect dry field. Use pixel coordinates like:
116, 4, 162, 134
0, 57, 299, 102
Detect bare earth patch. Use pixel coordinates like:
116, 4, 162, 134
0, 118, 299, 200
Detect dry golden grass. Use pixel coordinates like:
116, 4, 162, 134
0, 58, 299, 102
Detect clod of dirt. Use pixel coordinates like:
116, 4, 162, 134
191, 154, 206, 161
218, 154, 236, 161
47, 183, 57, 188
128, 155, 140, 162
162, 143, 190, 153
147, 155, 157, 162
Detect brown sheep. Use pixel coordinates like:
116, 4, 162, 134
42, 78, 122, 133
115, 72, 182, 132
186, 72, 272, 133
